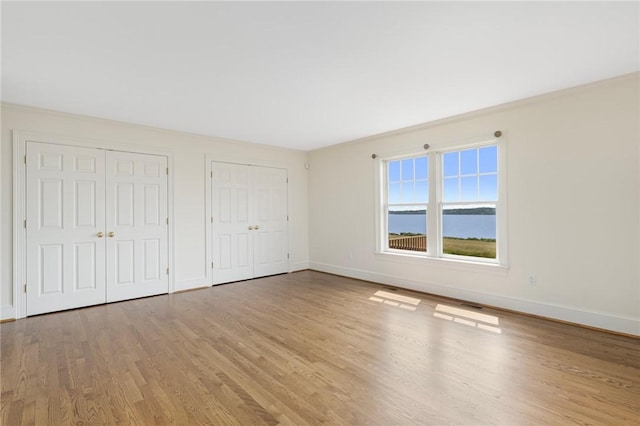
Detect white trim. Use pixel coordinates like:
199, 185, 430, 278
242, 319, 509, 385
309, 261, 640, 336
1, 305, 16, 321
496, 137, 509, 266
373, 157, 384, 253
291, 261, 310, 272
204, 154, 293, 285
205, 157, 212, 285
13, 132, 27, 319
374, 251, 509, 275
174, 276, 210, 292
12, 130, 175, 318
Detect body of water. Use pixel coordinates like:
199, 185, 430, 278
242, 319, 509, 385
389, 214, 496, 239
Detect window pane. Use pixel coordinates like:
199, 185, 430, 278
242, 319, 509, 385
460, 176, 478, 201
388, 206, 427, 253
402, 159, 414, 181
443, 177, 459, 202
479, 174, 498, 201
460, 149, 477, 175
401, 182, 414, 203
389, 183, 401, 204
388, 161, 401, 182
443, 152, 459, 177
415, 180, 428, 203
479, 146, 497, 173
442, 204, 496, 259
415, 156, 428, 180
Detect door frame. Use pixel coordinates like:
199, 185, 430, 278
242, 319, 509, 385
204, 154, 291, 286
12, 130, 175, 319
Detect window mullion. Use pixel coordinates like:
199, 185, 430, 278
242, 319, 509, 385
428, 152, 439, 256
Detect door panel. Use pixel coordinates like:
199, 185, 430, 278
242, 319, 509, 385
116, 183, 135, 226
40, 244, 63, 294
26, 142, 106, 315
211, 162, 253, 284
144, 184, 160, 224
106, 151, 168, 302
74, 242, 97, 290
143, 238, 161, 280
75, 181, 96, 227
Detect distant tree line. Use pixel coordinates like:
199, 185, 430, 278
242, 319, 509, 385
390, 207, 495, 215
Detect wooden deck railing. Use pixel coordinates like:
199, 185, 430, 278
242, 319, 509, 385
389, 235, 426, 252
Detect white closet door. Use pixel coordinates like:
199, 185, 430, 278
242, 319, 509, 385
211, 162, 288, 284
253, 167, 288, 278
211, 162, 254, 284
26, 142, 106, 315
106, 151, 168, 302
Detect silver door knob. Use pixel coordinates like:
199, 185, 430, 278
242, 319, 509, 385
108, 232, 115, 238
254, 225, 260, 230
248, 226, 254, 230
96, 232, 104, 238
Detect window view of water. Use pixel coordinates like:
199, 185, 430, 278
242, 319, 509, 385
388, 213, 496, 239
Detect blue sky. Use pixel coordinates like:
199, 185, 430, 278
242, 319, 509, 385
388, 145, 497, 205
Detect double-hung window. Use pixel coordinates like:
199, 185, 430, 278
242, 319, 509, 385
379, 139, 506, 265
386, 156, 429, 253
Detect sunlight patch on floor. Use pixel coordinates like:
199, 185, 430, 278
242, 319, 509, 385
368, 290, 420, 311
434, 303, 502, 334
374, 290, 421, 305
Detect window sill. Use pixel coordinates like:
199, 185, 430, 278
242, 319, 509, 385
374, 250, 510, 275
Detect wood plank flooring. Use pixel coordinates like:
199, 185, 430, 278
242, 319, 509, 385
1, 270, 639, 425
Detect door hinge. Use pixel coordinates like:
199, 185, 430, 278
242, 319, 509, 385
24, 284, 27, 293
24, 155, 27, 164
286, 215, 289, 221
211, 216, 213, 223
24, 219, 27, 228
166, 267, 169, 275
287, 253, 290, 259
211, 171, 213, 178
211, 262, 214, 268
166, 167, 169, 175
286, 177, 289, 183
166, 217, 169, 225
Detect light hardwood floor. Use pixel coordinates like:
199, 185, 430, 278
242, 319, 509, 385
1, 270, 639, 425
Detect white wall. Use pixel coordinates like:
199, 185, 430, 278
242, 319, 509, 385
308, 73, 640, 335
2, 74, 638, 335
1, 104, 309, 319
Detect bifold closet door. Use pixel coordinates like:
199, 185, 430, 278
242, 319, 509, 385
211, 162, 288, 285
26, 142, 107, 316
105, 151, 169, 302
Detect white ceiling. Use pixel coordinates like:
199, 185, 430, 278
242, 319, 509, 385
2, 2, 638, 151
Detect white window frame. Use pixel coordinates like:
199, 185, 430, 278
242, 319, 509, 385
375, 137, 508, 267
384, 154, 429, 254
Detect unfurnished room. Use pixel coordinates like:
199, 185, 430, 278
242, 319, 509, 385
1, 1, 639, 425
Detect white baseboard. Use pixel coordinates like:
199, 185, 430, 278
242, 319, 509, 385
1, 305, 16, 321
291, 261, 310, 272
174, 276, 209, 292
309, 261, 640, 336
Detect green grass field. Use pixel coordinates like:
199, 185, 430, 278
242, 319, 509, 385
388, 234, 496, 259
443, 237, 495, 259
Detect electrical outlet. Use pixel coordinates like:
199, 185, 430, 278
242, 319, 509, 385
528, 275, 537, 286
